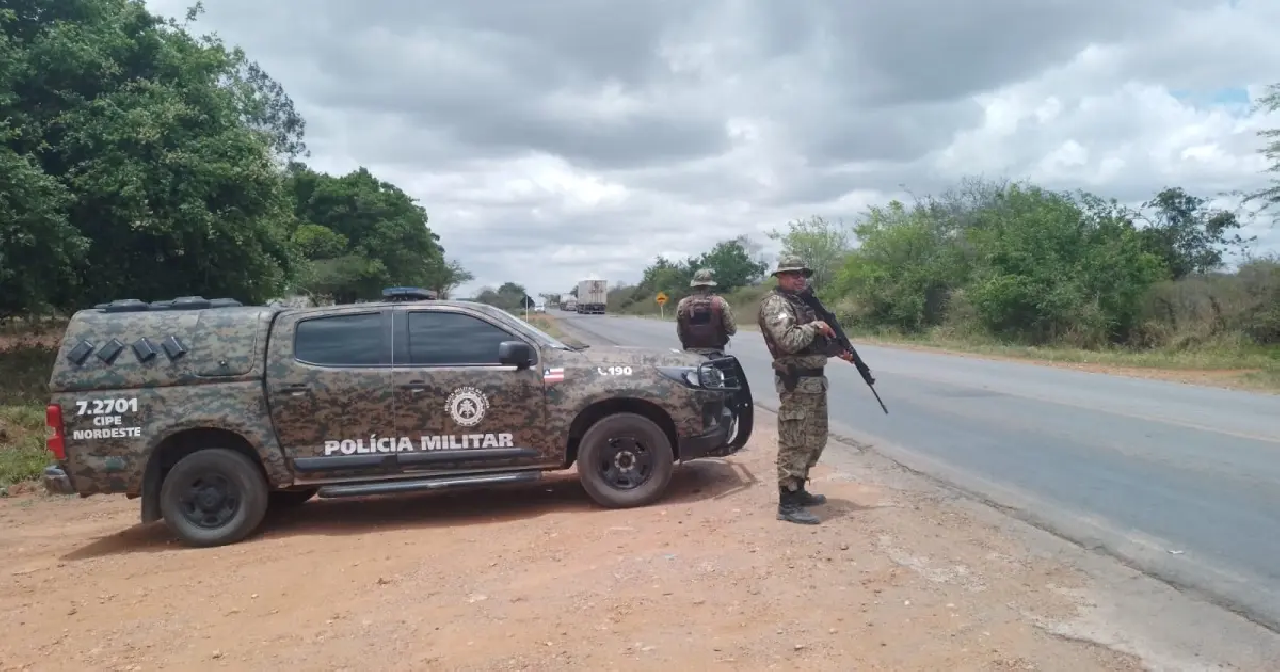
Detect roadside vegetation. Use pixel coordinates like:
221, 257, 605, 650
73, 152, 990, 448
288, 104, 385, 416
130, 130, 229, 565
581, 176, 1280, 390
0, 321, 58, 492
522, 313, 567, 340
1, 0, 478, 488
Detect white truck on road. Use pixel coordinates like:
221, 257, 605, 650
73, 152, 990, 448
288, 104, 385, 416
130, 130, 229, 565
576, 279, 607, 314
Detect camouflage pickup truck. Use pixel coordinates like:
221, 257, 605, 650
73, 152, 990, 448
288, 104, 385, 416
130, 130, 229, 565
40, 291, 754, 547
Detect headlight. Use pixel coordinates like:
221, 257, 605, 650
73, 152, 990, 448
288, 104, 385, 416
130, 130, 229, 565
657, 365, 726, 389
698, 365, 726, 388
657, 366, 699, 387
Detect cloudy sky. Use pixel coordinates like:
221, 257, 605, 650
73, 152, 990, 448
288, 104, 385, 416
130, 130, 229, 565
146, 0, 1280, 298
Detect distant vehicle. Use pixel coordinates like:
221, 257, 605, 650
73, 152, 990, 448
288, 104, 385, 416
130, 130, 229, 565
39, 290, 754, 547
576, 280, 607, 315
563, 297, 579, 312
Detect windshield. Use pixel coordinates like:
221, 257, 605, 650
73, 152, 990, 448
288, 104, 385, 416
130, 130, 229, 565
477, 305, 573, 350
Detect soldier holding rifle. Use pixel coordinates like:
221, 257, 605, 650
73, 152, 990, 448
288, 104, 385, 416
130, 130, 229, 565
757, 255, 881, 525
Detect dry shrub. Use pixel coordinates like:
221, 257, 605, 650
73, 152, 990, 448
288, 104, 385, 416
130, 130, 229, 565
1137, 259, 1280, 347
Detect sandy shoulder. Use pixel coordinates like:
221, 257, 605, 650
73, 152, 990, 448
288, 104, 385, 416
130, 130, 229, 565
0, 412, 1167, 672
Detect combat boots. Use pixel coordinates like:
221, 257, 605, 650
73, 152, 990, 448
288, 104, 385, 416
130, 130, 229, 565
777, 487, 820, 524
795, 480, 826, 506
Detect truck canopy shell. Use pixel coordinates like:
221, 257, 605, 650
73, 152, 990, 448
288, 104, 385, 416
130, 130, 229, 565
49, 298, 280, 394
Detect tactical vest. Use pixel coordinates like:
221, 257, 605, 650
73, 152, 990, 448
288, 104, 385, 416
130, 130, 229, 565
678, 294, 728, 349
758, 289, 825, 361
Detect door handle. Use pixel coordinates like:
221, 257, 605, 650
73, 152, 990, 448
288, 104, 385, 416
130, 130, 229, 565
283, 383, 309, 396
399, 379, 427, 393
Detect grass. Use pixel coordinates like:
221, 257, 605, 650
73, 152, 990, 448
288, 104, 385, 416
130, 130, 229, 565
0, 323, 59, 492
852, 330, 1280, 391
0, 405, 49, 491
615, 284, 770, 329
521, 312, 568, 340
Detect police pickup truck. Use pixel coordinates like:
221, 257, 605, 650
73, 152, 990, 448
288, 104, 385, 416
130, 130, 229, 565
40, 288, 753, 547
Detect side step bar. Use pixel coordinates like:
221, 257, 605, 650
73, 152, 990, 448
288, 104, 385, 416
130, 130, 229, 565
316, 470, 541, 499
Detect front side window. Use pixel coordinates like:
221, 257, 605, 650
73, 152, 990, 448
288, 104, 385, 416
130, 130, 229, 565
406, 311, 519, 365
470, 304, 572, 350
294, 312, 385, 366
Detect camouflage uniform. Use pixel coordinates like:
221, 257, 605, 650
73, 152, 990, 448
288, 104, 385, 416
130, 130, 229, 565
676, 268, 737, 356
758, 255, 831, 525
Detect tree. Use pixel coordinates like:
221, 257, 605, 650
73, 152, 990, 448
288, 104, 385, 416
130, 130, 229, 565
831, 179, 1166, 346
423, 259, 473, 299
0, 0, 462, 317
1, 0, 306, 312
766, 216, 853, 291
961, 185, 1163, 344
286, 164, 446, 303
0, 148, 88, 317
686, 236, 769, 291
1245, 82, 1280, 222
474, 282, 528, 311
473, 285, 497, 305
832, 199, 964, 330
638, 255, 693, 295
1137, 187, 1255, 280
291, 224, 348, 260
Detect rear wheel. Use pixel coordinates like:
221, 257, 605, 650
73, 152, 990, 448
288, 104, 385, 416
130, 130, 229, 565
577, 413, 675, 508
158, 449, 269, 548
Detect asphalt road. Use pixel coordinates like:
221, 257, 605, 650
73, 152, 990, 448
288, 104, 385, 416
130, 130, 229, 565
557, 312, 1280, 633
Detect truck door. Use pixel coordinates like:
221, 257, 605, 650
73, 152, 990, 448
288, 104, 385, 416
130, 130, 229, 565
265, 308, 399, 478
390, 307, 552, 473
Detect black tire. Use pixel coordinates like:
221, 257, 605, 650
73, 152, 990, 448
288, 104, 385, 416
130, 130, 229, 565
577, 412, 675, 508
268, 488, 317, 508
158, 448, 269, 548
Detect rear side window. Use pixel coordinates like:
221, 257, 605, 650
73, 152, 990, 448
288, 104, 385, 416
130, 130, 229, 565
294, 313, 385, 366
406, 311, 514, 365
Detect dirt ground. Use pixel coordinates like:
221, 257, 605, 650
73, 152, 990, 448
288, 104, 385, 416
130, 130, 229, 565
0, 415, 1148, 672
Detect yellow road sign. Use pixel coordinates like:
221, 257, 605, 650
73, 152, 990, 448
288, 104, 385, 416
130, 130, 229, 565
656, 292, 668, 306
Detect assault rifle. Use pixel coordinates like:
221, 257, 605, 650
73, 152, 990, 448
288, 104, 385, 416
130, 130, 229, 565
799, 289, 889, 414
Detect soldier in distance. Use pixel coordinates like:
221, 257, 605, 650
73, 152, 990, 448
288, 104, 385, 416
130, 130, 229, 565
675, 268, 737, 356
757, 254, 851, 525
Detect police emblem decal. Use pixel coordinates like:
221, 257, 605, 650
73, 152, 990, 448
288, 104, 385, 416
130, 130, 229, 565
445, 387, 488, 427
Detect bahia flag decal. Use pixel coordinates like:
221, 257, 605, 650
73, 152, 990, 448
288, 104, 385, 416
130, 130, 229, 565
543, 367, 564, 383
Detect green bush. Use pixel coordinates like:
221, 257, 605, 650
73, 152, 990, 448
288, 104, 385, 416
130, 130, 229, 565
0, 404, 50, 489
831, 184, 1169, 348
0, 335, 58, 487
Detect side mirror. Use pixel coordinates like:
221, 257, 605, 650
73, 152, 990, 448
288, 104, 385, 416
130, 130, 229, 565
497, 340, 535, 369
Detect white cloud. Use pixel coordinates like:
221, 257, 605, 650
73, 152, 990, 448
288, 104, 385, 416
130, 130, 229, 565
144, 0, 1280, 296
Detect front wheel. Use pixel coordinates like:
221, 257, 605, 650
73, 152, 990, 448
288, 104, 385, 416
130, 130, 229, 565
577, 413, 675, 508
158, 449, 269, 548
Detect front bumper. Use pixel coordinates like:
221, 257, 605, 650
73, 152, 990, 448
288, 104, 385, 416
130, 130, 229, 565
677, 405, 736, 461
41, 464, 76, 495
701, 354, 754, 455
